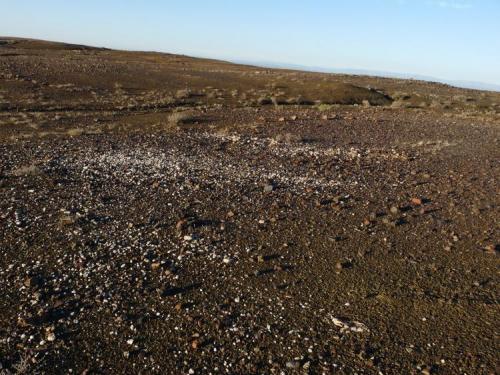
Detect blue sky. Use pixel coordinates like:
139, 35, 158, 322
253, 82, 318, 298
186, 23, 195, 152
1, 0, 499, 86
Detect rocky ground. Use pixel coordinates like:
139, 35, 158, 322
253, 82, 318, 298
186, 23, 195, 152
0, 38, 499, 374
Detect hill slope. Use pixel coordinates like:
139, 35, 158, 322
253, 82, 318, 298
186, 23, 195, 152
0, 38, 499, 374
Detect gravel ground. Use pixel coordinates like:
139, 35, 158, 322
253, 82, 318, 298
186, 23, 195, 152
0, 38, 499, 374
1, 108, 499, 374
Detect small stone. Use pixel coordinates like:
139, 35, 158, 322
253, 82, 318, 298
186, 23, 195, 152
127, 339, 134, 345
23, 277, 33, 288
17, 317, 29, 328
257, 255, 265, 263
411, 197, 423, 206
484, 244, 497, 254
151, 262, 161, 270
23, 275, 42, 288
191, 339, 199, 350
59, 214, 75, 227
176, 219, 188, 232
278, 117, 285, 122
290, 115, 298, 121
222, 256, 231, 264
263, 184, 274, 193
390, 206, 399, 215
286, 360, 300, 369
46, 333, 56, 342
14, 209, 26, 227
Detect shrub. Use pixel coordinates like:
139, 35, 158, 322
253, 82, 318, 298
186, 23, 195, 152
257, 96, 273, 105
271, 96, 287, 107
391, 100, 410, 109
175, 89, 192, 99
167, 111, 196, 128
273, 132, 303, 143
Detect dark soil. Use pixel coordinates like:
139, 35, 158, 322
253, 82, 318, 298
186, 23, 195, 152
0, 38, 499, 375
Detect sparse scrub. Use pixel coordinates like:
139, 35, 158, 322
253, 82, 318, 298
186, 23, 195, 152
67, 128, 85, 137
257, 96, 272, 105
271, 96, 287, 107
114, 82, 125, 95
286, 96, 314, 106
392, 92, 411, 100
430, 100, 443, 109
273, 132, 304, 144
166, 111, 196, 130
160, 95, 176, 106
215, 126, 231, 136
175, 89, 192, 99
316, 103, 334, 111
391, 99, 413, 109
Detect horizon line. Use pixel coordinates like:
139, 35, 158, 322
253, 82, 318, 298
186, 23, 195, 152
3, 34, 500, 93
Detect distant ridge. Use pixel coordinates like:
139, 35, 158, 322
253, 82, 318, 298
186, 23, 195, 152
2, 36, 499, 93
233, 60, 500, 93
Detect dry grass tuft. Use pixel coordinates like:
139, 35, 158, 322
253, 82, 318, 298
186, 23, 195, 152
165, 111, 197, 131
66, 128, 85, 137
391, 100, 411, 109
273, 132, 304, 144
175, 89, 192, 99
